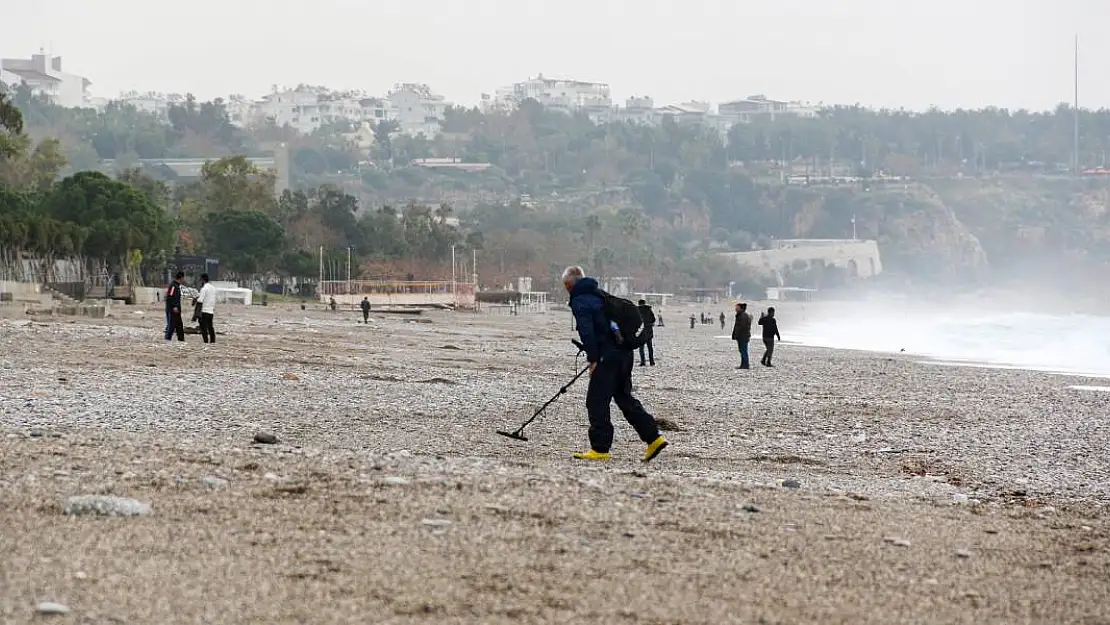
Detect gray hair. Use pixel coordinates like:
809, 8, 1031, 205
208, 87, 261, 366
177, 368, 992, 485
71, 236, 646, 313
561, 265, 585, 284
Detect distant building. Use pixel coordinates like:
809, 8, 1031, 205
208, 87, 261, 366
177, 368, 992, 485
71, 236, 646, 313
99, 153, 290, 196
722, 239, 883, 282
613, 96, 659, 126
494, 74, 612, 113
657, 101, 712, 125
718, 95, 819, 123
0, 50, 92, 108
251, 85, 379, 134
410, 157, 492, 173
108, 91, 188, 118
386, 83, 449, 137
223, 94, 256, 127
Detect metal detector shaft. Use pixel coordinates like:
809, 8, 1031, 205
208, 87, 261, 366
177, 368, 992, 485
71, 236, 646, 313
516, 364, 589, 430
498, 363, 590, 441
496, 339, 591, 442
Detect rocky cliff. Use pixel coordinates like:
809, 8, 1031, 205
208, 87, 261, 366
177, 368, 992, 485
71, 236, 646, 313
766, 176, 1110, 282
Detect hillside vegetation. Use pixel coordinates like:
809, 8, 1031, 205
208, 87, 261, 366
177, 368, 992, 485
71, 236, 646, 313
4, 82, 1110, 293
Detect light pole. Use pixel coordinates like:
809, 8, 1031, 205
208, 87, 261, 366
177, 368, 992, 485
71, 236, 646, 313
450, 244, 457, 305
346, 246, 352, 303
851, 215, 857, 240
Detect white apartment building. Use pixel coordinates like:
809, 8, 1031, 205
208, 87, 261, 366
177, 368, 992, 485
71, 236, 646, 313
386, 83, 449, 137
495, 74, 612, 112
248, 85, 369, 134
224, 95, 256, 127
0, 50, 92, 108
111, 91, 188, 118
718, 95, 819, 123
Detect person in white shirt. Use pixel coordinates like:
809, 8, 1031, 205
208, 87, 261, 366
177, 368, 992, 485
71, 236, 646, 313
196, 274, 217, 344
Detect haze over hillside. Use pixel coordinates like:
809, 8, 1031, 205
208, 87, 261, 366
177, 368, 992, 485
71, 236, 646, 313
5, 0, 1107, 111
3, 0, 1110, 303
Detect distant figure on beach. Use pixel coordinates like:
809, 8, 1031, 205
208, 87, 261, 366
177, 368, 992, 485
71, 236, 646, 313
329, 297, 337, 312
636, 299, 656, 367
689, 314, 696, 329
164, 271, 185, 343
562, 265, 668, 463
731, 302, 752, 369
360, 297, 371, 323
196, 273, 217, 344
719, 312, 726, 329
657, 313, 664, 327
758, 307, 782, 367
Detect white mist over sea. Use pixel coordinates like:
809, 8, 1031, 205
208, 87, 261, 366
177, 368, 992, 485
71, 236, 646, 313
790, 303, 1110, 378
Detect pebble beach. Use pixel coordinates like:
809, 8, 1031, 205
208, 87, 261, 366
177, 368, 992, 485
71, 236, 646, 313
1, 302, 1108, 624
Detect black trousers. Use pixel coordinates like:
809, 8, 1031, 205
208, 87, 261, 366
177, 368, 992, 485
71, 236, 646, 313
362, 309, 369, 323
199, 312, 216, 343
638, 338, 655, 365
761, 338, 775, 365
164, 310, 184, 341
585, 350, 660, 453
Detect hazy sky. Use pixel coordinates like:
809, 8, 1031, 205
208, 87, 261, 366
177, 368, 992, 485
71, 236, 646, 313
5, 0, 1105, 111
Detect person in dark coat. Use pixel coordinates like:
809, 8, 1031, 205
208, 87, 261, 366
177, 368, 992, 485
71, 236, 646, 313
719, 312, 726, 329
563, 265, 668, 463
164, 271, 185, 343
731, 302, 752, 369
758, 307, 782, 367
636, 299, 656, 366
360, 297, 371, 323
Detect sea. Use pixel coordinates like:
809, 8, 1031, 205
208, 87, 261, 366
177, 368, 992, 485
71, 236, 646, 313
789, 308, 1110, 381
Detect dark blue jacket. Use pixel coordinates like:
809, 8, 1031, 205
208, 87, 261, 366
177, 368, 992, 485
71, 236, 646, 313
569, 277, 616, 363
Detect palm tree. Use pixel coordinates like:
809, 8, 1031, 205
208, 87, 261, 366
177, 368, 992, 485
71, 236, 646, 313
583, 213, 602, 261
619, 208, 649, 274
592, 247, 615, 279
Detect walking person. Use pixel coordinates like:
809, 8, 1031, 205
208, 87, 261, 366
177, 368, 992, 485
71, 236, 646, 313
360, 296, 371, 323
196, 274, 217, 344
689, 314, 696, 329
719, 312, 726, 330
164, 271, 185, 343
731, 302, 752, 369
758, 307, 782, 367
636, 299, 656, 366
562, 266, 668, 463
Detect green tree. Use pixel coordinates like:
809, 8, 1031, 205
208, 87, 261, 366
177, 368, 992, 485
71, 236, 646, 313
203, 210, 285, 275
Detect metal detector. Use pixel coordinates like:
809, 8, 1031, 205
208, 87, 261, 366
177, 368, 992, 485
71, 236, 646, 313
496, 340, 588, 442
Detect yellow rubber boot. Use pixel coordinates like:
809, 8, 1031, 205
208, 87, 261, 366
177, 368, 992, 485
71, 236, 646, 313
642, 436, 668, 463
572, 449, 612, 461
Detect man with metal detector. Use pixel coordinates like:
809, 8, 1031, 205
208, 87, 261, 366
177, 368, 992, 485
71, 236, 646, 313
562, 266, 668, 463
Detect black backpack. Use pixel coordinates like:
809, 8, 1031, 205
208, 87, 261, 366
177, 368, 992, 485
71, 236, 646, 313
597, 289, 646, 350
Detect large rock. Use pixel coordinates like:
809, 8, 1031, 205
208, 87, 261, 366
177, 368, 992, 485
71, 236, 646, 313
63, 495, 151, 517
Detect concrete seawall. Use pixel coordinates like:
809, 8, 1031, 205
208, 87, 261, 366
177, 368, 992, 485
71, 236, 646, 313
721, 239, 883, 279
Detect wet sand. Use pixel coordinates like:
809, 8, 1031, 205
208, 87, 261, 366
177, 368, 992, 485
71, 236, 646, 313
1, 303, 1108, 624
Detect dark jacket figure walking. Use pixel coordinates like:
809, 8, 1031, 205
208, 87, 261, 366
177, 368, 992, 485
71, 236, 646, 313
731, 302, 752, 369
758, 307, 782, 367
360, 297, 371, 323
636, 299, 656, 366
719, 312, 726, 329
164, 271, 185, 342
563, 265, 667, 463
689, 314, 696, 329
